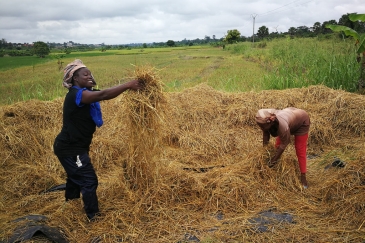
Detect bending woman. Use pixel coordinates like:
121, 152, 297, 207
255, 107, 310, 189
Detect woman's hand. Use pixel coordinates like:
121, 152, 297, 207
268, 148, 284, 168
268, 157, 278, 168
126, 79, 145, 91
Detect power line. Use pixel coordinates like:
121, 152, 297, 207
258, 0, 314, 17
249, 0, 314, 36
258, 0, 303, 16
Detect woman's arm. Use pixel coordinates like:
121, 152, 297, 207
263, 131, 270, 146
271, 147, 285, 163
81, 80, 143, 104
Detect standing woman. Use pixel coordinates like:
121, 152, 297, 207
54, 59, 144, 220
255, 107, 310, 189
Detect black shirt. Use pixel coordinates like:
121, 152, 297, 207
54, 88, 96, 157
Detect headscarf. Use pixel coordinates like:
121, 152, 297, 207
63, 59, 87, 89
255, 108, 276, 124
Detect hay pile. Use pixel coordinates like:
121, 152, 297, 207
0, 68, 364, 242
122, 65, 166, 193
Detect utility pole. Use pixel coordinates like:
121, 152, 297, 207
251, 14, 257, 43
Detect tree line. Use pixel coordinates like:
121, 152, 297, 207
1, 13, 364, 57
255, 13, 365, 40
225, 13, 365, 43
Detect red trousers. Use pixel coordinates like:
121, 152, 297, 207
275, 134, 308, 173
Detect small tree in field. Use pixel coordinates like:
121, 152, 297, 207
224, 29, 241, 44
166, 40, 175, 47
64, 47, 71, 54
33, 41, 50, 58
257, 26, 269, 39
326, 13, 365, 89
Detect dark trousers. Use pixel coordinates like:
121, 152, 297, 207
57, 153, 99, 219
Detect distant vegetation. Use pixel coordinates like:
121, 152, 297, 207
0, 13, 364, 58
0, 12, 364, 105
0, 36, 361, 105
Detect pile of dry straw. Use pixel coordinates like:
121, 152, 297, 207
0, 65, 364, 242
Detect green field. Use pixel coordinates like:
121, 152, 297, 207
0, 38, 360, 105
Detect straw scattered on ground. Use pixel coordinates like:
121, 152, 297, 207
0, 66, 364, 242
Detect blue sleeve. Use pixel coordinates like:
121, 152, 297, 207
75, 88, 87, 107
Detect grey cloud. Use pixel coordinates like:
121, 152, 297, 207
0, 0, 362, 44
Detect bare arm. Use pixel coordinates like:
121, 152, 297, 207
271, 147, 285, 162
81, 80, 143, 104
263, 131, 270, 146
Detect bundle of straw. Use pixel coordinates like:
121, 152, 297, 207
122, 65, 167, 191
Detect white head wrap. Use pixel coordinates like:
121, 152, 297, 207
62, 59, 87, 89
255, 109, 276, 124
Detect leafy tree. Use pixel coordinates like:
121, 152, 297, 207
288, 27, 297, 36
312, 22, 322, 34
33, 41, 50, 58
143, 43, 147, 48
257, 26, 269, 39
166, 40, 175, 47
224, 29, 241, 44
297, 26, 310, 35
0, 38, 7, 49
322, 20, 337, 34
269, 31, 282, 38
204, 35, 211, 43
64, 47, 71, 54
339, 13, 355, 28
339, 13, 365, 33
240, 36, 248, 42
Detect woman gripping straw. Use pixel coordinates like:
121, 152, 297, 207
53, 59, 144, 221
255, 107, 310, 189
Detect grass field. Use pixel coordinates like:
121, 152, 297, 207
0, 37, 360, 105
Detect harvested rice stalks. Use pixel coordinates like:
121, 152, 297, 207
123, 65, 167, 191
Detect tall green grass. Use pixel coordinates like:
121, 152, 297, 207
268, 38, 359, 91
0, 39, 362, 105
226, 38, 360, 92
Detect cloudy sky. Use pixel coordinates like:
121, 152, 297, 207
0, 0, 364, 45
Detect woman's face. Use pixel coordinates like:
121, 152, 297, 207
257, 117, 278, 131
73, 68, 96, 89
258, 122, 273, 131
